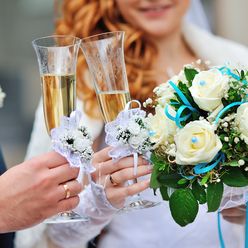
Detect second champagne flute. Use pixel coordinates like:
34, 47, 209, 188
81, 31, 158, 210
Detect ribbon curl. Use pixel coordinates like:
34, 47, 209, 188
193, 153, 225, 175
219, 66, 248, 84
164, 81, 198, 128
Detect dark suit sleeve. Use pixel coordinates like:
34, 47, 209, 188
0, 148, 7, 175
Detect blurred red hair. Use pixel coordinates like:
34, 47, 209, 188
55, 0, 157, 119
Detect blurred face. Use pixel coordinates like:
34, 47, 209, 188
115, 0, 190, 38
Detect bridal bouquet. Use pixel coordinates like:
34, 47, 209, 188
147, 64, 248, 227
0, 86, 6, 108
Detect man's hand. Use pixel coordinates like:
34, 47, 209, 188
0, 152, 82, 233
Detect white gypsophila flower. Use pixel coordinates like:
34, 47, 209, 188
166, 143, 176, 157
0, 86, 6, 108
146, 106, 177, 148
175, 119, 222, 165
143, 98, 153, 107
128, 121, 141, 135
189, 69, 229, 112
74, 138, 92, 152
235, 103, 248, 144
116, 116, 153, 153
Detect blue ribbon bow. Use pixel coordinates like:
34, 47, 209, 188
164, 81, 198, 128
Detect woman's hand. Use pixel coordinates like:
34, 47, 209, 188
0, 152, 82, 233
221, 206, 246, 225
91, 147, 152, 208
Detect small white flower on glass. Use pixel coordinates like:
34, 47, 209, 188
128, 121, 141, 135
0, 86, 6, 108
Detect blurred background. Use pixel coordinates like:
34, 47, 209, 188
0, 0, 248, 167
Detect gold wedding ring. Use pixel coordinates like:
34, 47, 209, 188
63, 184, 71, 199
109, 175, 118, 186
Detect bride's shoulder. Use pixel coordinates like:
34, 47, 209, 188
183, 22, 248, 65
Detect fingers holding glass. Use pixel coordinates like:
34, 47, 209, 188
105, 180, 150, 209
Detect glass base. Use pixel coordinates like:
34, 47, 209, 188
44, 211, 89, 224
121, 199, 160, 212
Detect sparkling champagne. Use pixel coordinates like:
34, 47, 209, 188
96, 90, 131, 122
41, 74, 76, 133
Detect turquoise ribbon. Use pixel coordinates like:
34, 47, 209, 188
219, 66, 247, 84
178, 153, 224, 179
218, 211, 226, 248
179, 167, 195, 180
218, 197, 248, 248
245, 193, 248, 248
164, 81, 198, 128
214, 101, 243, 124
219, 66, 241, 81
193, 153, 225, 175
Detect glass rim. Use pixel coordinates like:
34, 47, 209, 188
32, 35, 81, 48
81, 31, 125, 43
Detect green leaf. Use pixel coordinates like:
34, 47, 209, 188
225, 161, 239, 167
206, 182, 224, 212
192, 180, 207, 204
150, 166, 160, 189
177, 178, 188, 185
158, 173, 185, 189
222, 167, 248, 187
150, 153, 166, 189
169, 188, 199, 227
184, 67, 198, 85
160, 186, 170, 201
241, 70, 245, 80
150, 153, 167, 171
200, 173, 210, 186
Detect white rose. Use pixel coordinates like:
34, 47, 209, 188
0, 86, 6, 108
146, 106, 177, 147
189, 69, 229, 112
236, 103, 248, 144
175, 120, 222, 165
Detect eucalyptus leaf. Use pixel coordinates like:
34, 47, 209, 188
206, 182, 224, 212
169, 188, 199, 227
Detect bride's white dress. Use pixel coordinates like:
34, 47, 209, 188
15, 22, 248, 248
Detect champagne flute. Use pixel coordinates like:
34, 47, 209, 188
81, 31, 159, 210
33, 35, 88, 223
